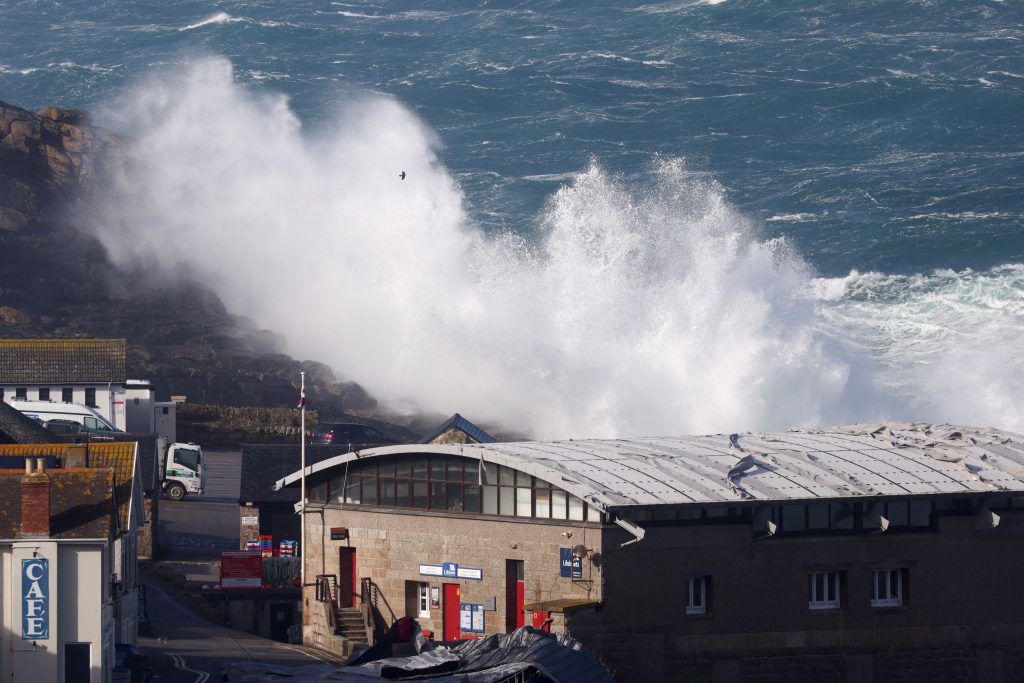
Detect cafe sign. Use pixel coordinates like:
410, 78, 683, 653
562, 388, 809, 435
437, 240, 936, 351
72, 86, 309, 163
22, 558, 49, 640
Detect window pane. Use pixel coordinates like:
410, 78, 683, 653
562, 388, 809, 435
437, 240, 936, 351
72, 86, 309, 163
345, 475, 361, 504
413, 481, 428, 508
363, 477, 378, 505
814, 573, 824, 601
516, 488, 532, 517
379, 460, 396, 477
551, 490, 567, 519
396, 479, 410, 506
447, 459, 464, 482
483, 486, 498, 514
587, 505, 602, 523
396, 457, 411, 477
831, 503, 854, 529
430, 482, 446, 510
379, 479, 395, 506
910, 500, 932, 527
887, 501, 909, 526
430, 458, 446, 480
534, 477, 550, 490
464, 485, 481, 513
782, 505, 806, 531
808, 504, 829, 530
447, 483, 464, 512
499, 487, 514, 516
411, 459, 428, 479
568, 495, 584, 521
499, 465, 515, 486
516, 470, 532, 487
329, 477, 344, 501
535, 489, 551, 518
875, 571, 885, 600
483, 462, 498, 485
692, 578, 703, 607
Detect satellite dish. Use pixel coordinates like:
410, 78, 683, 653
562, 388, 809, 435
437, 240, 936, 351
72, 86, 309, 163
571, 544, 588, 559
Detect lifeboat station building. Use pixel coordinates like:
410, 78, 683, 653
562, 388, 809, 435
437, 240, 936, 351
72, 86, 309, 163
278, 423, 1024, 683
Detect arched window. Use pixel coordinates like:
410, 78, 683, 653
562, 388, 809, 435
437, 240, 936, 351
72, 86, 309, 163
320, 454, 601, 522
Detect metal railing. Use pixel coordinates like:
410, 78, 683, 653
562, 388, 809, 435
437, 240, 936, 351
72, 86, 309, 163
359, 577, 400, 643
315, 574, 339, 630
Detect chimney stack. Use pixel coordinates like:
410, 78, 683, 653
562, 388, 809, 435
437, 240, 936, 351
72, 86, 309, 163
20, 470, 50, 538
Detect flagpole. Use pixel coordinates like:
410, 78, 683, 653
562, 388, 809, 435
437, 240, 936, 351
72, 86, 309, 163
300, 371, 306, 598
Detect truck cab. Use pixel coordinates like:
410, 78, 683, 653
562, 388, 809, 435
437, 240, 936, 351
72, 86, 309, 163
163, 443, 206, 501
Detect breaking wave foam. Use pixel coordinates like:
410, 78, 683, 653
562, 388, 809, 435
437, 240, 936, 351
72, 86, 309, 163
86, 57, 1024, 438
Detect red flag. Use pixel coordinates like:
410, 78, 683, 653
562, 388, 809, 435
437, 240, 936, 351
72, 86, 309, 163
297, 385, 305, 409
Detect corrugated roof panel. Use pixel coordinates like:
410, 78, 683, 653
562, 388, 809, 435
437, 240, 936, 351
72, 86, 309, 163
276, 423, 1024, 508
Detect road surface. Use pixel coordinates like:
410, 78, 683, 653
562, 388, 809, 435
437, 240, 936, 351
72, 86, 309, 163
145, 449, 345, 679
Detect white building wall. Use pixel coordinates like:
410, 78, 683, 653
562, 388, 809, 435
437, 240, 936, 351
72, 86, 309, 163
0, 384, 125, 429
1, 541, 110, 683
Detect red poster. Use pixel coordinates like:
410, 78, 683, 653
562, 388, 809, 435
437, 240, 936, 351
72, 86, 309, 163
220, 551, 263, 589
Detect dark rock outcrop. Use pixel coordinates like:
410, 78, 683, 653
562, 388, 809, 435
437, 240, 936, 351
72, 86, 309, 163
0, 101, 407, 426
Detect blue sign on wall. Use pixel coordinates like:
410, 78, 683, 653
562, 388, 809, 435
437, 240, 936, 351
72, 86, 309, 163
442, 562, 459, 578
559, 548, 573, 577
559, 548, 582, 579
22, 558, 49, 640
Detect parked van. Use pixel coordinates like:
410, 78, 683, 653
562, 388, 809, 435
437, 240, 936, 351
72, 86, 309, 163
10, 399, 120, 434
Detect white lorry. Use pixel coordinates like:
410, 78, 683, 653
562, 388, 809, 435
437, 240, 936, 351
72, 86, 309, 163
10, 399, 206, 501
161, 441, 207, 501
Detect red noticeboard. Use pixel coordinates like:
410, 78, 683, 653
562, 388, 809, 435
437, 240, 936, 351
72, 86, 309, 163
220, 551, 263, 589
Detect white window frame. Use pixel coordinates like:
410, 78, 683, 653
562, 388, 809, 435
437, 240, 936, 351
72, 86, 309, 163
686, 576, 708, 615
871, 568, 904, 607
418, 582, 431, 618
808, 571, 841, 610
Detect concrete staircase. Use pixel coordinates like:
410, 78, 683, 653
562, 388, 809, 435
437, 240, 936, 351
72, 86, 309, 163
334, 607, 369, 658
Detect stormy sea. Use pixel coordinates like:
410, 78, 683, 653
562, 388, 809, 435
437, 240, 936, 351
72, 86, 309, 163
2, 0, 1022, 439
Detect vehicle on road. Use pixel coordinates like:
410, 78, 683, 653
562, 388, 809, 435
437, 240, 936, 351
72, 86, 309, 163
11, 399, 119, 434
163, 442, 206, 501
312, 422, 397, 447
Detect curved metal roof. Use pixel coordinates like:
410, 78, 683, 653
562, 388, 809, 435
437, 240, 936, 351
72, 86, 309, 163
275, 423, 1024, 512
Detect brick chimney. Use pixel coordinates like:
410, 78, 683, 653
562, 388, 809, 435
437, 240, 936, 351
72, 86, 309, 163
20, 470, 50, 538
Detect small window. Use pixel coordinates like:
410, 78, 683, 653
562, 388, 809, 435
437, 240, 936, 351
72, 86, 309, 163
62, 387, 73, 403
809, 571, 841, 610
687, 576, 709, 615
84, 387, 96, 407
871, 568, 904, 608
38, 388, 50, 401
162, 406, 169, 415
15, 387, 27, 400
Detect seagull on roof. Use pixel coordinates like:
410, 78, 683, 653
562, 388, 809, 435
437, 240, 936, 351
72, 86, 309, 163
399, 171, 406, 180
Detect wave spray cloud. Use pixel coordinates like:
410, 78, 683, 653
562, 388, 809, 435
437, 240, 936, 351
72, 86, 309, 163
86, 58, 1024, 438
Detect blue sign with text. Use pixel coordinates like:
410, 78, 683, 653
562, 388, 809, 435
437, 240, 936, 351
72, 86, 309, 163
442, 562, 459, 578
559, 548, 583, 579
22, 558, 49, 640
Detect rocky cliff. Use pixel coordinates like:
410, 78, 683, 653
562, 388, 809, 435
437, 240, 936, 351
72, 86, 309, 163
0, 101, 429, 438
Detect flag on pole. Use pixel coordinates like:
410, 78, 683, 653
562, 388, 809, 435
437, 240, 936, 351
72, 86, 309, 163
297, 384, 305, 409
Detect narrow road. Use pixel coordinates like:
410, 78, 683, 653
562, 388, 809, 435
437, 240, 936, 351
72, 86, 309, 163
138, 569, 344, 680
144, 449, 346, 679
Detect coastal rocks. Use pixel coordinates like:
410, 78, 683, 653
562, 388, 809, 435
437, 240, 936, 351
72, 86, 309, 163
0, 100, 415, 433
0, 101, 118, 232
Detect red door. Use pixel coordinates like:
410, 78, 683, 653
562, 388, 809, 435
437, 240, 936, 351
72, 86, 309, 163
338, 547, 357, 608
442, 584, 461, 641
505, 559, 525, 632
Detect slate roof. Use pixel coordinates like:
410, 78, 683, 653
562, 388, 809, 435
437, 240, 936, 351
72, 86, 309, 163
0, 400, 57, 444
278, 423, 1024, 511
0, 442, 136, 532
106, 433, 159, 493
240, 445, 350, 505
0, 469, 115, 540
0, 338, 126, 384
418, 413, 497, 445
